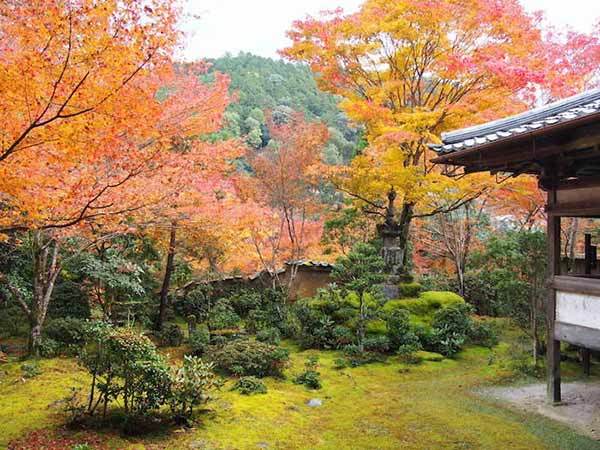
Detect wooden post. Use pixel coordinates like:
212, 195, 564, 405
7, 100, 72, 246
547, 188, 561, 404
582, 348, 591, 376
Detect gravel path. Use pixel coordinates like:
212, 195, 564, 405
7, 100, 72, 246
483, 382, 600, 440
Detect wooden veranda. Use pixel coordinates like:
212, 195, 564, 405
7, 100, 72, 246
432, 89, 600, 403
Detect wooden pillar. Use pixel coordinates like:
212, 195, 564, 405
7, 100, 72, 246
582, 348, 591, 376
547, 188, 561, 404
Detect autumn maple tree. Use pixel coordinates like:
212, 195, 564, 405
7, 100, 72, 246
240, 113, 328, 283
0, 0, 240, 353
283, 0, 600, 276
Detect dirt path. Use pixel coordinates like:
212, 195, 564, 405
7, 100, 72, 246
483, 382, 600, 441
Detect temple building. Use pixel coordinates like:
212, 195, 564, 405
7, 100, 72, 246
432, 88, 600, 403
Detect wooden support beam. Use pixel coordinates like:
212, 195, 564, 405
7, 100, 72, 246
547, 187, 562, 404
582, 348, 591, 376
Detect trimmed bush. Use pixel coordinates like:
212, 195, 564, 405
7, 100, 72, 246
363, 335, 390, 353
156, 323, 185, 347
189, 326, 211, 356
39, 338, 61, 358
233, 376, 268, 395
44, 317, 88, 349
397, 343, 423, 364
415, 351, 444, 362
293, 370, 321, 389
256, 327, 281, 345
228, 290, 263, 316
209, 301, 241, 330
293, 356, 322, 389
386, 309, 420, 351
469, 320, 499, 348
397, 282, 423, 298
212, 339, 289, 377
343, 344, 385, 367
430, 303, 474, 357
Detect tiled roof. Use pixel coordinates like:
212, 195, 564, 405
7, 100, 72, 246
285, 260, 335, 269
432, 89, 600, 155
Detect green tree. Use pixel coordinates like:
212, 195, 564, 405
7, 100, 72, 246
470, 230, 547, 364
332, 243, 386, 352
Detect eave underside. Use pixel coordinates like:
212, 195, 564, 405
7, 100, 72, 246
433, 116, 600, 190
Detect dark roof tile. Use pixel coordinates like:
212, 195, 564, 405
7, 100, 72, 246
432, 89, 600, 155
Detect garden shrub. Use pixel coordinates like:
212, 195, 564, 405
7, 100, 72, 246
175, 284, 213, 320
169, 356, 221, 424
342, 344, 385, 367
415, 350, 444, 362
293, 301, 338, 349
44, 317, 88, 351
429, 303, 474, 357
293, 356, 321, 390
39, 338, 61, 358
79, 324, 221, 424
333, 358, 348, 370
363, 335, 390, 353
386, 309, 420, 351
332, 325, 354, 347
156, 323, 185, 347
243, 287, 290, 334
292, 287, 364, 350
228, 289, 263, 316
293, 370, 321, 389
232, 376, 267, 395
397, 343, 423, 364
80, 324, 172, 418
397, 282, 423, 298
469, 320, 499, 348
212, 339, 289, 377
256, 327, 281, 345
189, 326, 211, 356
21, 360, 42, 378
209, 300, 241, 330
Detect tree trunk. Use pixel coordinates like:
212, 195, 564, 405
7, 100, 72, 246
396, 203, 413, 274
456, 260, 465, 297
357, 292, 366, 353
532, 302, 538, 366
157, 221, 177, 331
29, 232, 61, 356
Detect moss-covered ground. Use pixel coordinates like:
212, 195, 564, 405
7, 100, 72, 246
1, 336, 599, 449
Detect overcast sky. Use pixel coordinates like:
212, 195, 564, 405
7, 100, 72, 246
180, 0, 600, 61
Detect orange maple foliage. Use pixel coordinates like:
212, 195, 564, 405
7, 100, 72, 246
233, 114, 330, 275
282, 0, 600, 275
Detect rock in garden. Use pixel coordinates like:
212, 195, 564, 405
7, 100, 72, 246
307, 398, 322, 407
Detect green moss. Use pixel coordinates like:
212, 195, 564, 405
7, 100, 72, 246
1, 325, 598, 449
420, 291, 465, 309
366, 320, 387, 335
415, 351, 445, 362
397, 281, 423, 298
0, 358, 89, 448
383, 291, 465, 318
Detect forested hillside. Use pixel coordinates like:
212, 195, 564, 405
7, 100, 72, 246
207, 53, 360, 164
